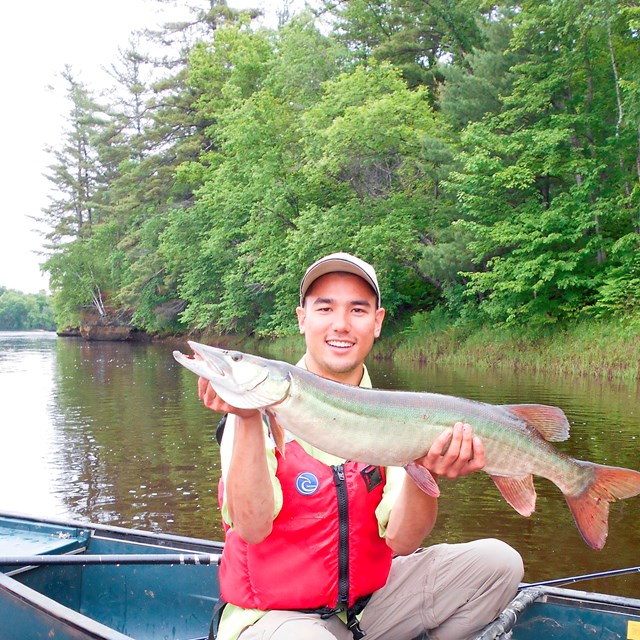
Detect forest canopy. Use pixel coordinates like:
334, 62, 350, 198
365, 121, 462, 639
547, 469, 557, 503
40, 0, 640, 336
0, 288, 55, 331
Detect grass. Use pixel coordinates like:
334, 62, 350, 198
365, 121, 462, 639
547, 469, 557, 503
384, 314, 640, 381
195, 311, 640, 382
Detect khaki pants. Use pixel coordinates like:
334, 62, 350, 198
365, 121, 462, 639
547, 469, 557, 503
237, 539, 523, 640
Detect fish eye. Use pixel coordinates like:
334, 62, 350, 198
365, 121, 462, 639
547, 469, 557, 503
231, 353, 242, 362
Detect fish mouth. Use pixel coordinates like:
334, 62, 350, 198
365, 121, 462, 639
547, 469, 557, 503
185, 342, 277, 396
200, 355, 226, 378
186, 346, 227, 378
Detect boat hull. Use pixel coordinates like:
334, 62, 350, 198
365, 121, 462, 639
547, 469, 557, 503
0, 512, 222, 640
476, 585, 640, 640
2, 512, 639, 640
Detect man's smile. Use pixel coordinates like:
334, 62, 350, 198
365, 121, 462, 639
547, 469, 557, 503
326, 339, 355, 349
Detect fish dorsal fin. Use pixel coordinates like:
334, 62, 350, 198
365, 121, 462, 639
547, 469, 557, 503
502, 404, 570, 442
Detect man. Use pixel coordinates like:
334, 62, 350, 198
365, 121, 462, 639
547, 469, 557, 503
198, 252, 523, 640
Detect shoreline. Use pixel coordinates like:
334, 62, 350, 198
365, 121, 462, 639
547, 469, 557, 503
53, 314, 640, 383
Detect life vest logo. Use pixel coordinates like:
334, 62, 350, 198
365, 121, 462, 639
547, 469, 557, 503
295, 472, 319, 496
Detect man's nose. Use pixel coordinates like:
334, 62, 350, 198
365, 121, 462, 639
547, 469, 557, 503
331, 310, 350, 331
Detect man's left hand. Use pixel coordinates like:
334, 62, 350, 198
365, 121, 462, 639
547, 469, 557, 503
417, 422, 485, 479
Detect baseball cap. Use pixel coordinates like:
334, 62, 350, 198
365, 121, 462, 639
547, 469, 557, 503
299, 252, 381, 307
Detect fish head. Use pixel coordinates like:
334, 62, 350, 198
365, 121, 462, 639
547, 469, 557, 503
173, 341, 291, 410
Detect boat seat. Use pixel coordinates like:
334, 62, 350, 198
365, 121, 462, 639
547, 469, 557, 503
0, 516, 90, 572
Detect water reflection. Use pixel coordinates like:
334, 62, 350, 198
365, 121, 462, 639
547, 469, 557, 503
49, 338, 221, 536
370, 358, 640, 596
0, 333, 638, 597
0, 332, 63, 518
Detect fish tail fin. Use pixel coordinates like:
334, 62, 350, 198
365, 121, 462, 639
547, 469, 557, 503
565, 462, 640, 550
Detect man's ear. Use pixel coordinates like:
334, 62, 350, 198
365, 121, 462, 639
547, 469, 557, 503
374, 307, 385, 338
295, 306, 306, 334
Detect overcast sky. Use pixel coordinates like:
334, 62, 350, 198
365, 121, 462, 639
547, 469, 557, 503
0, 0, 292, 294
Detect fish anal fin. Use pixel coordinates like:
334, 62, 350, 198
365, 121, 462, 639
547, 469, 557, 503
404, 463, 440, 498
503, 404, 570, 442
565, 462, 640, 550
265, 410, 286, 458
491, 474, 536, 517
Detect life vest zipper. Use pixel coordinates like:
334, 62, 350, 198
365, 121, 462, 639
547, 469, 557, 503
332, 464, 349, 606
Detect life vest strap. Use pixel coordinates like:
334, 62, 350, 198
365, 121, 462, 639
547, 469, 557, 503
298, 593, 372, 639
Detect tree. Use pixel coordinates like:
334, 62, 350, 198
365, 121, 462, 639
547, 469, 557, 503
438, 12, 519, 127
41, 68, 112, 243
162, 17, 349, 335
448, 0, 640, 326
321, 0, 485, 89
37, 0, 640, 336
45, 223, 127, 328
0, 289, 55, 330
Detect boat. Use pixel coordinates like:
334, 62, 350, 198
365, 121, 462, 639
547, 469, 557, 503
475, 583, 640, 640
1, 511, 639, 640
0, 511, 222, 640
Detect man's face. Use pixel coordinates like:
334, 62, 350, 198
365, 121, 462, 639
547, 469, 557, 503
296, 272, 385, 385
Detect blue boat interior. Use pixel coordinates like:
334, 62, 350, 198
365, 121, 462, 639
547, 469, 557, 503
3, 517, 640, 640
0, 517, 219, 640
512, 593, 640, 640
0, 516, 90, 560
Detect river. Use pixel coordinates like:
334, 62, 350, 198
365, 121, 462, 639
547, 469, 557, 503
0, 331, 638, 597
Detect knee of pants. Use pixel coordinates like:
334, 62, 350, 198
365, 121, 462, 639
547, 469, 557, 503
478, 538, 524, 584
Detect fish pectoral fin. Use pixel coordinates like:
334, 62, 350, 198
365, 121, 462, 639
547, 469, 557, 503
502, 404, 570, 442
265, 410, 286, 458
404, 463, 440, 498
490, 474, 536, 517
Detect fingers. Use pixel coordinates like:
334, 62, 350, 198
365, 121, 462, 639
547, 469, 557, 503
196, 377, 261, 420
197, 376, 209, 401
197, 377, 229, 413
469, 435, 485, 471
421, 422, 485, 479
439, 422, 471, 478
199, 378, 221, 410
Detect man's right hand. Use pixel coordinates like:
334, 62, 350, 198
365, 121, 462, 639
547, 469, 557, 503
197, 376, 261, 419
199, 375, 274, 543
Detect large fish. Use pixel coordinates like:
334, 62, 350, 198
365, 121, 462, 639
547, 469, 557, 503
173, 341, 640, 550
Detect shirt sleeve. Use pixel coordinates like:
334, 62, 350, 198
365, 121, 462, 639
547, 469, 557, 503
219, 414, 283, 528
375, 465, 407, 537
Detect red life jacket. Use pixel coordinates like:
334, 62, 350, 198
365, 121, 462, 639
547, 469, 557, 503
219, 440, 393, 611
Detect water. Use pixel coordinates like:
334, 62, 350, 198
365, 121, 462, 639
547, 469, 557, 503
1, 332, 639, 597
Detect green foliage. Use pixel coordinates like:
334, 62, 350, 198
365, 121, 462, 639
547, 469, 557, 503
395, 312, 640, 381
438, 14, 520, 127
0, 288, 55, 331
40, 69, 112, 243
323, 0, 485, 89
401, 306, 457, 338
39, 0, 640, 338
592, 232, 640, 316
44, 222, 127, 328
446, 0, 640, 327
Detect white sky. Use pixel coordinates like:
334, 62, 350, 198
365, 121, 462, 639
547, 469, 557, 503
0, 0, 296, 294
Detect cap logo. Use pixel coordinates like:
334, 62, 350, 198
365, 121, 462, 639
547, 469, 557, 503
295, 472, 320, 496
